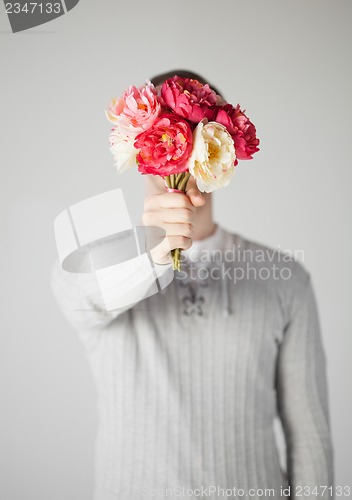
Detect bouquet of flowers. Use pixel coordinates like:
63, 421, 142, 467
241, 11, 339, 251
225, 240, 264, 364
106, 75, 260, 271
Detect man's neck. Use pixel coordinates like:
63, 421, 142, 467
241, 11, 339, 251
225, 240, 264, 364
192, 193, 216, 241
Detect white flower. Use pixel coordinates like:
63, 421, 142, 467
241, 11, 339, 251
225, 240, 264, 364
188, 120, 236, 193
109, 129, 139, 174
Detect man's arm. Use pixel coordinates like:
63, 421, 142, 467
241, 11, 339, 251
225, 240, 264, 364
276, 273, 334, 499
50, 256, 173, 333
51, 187, 203, 334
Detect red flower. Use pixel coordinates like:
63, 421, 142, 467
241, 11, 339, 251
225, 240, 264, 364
161, 76, 218, 123
214, 104, 260, 165
134, 114, 193, 176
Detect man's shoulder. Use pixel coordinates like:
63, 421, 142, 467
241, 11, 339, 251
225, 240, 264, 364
221, 226, 310, 287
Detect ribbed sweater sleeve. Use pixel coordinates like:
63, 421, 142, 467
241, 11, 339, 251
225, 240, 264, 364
50, 257, 173, 333
276, 274, 334, 499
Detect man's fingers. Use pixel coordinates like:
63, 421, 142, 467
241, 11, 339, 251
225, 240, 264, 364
144, 207, 195, 225
150, 222, 193, 238
142, 175, 206, 265
159, 235, 193, 253
149, 235, 192, 265
145, 192, 196, 211
185, 177, 206, 207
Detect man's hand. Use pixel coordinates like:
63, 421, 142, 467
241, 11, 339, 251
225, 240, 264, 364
142, 180, 205, 265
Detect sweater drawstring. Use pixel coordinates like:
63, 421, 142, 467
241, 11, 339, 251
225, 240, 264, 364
180, 248, 233, 317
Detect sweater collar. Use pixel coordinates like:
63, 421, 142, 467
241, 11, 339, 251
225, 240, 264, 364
181, 223, 233, 317
183, 223, 225, 262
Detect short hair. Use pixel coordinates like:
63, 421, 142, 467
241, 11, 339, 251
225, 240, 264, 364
149, 69, 224, 99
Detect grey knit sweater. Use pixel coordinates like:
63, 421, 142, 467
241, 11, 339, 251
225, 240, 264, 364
50, 224, 334, 500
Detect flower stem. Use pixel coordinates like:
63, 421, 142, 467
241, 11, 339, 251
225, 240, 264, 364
171, 248, 181, 271
177, 172, 191, 191
164, 175, 172, 188
174, 173, 183, 185
163, 172, 191, 271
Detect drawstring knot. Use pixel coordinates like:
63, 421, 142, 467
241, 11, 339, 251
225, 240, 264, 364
177, 252, 233, 317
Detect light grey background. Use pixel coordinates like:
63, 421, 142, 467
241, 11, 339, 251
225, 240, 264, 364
1, 1, 351, 498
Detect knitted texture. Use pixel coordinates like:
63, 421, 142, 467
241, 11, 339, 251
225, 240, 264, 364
50, 225, 334, 500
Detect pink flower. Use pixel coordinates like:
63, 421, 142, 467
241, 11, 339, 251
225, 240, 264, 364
134, 114, 193, 176
214, 104, 260, 164
106, 81, 161, 136
161, 76, 218, 123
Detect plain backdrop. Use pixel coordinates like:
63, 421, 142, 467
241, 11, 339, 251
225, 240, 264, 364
1, 1, 351, 498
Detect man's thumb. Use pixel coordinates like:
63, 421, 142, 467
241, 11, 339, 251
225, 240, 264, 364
185, 184, 206, 207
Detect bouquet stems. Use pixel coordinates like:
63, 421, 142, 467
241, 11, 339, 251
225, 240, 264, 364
164, 172, 191, 271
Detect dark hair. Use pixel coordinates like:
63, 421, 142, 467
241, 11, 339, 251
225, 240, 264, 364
149, 69, 224, 98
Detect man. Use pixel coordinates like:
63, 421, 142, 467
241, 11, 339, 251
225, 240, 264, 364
51, 70, 334, 499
